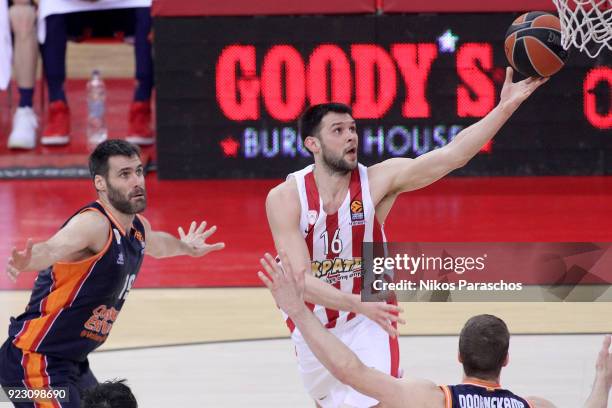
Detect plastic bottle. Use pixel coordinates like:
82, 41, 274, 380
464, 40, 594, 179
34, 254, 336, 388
86, 70, 108, 150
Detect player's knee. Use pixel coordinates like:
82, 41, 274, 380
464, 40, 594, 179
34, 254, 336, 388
9, 5, 37, 37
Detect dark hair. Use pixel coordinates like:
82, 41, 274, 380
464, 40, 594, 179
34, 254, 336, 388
298, 103, 353, 142
82, 379, 137, 408
88, 140, 141, 179
459, 314, 510, 380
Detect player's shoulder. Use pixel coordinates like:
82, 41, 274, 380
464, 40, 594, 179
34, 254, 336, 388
69, 208, 111, 232
266, 179, 301, 222
267, 177, 299, 204
72, 207, 110, 227
399, 377, 446, 408
525, 396, 557, 408
366, 158, 411, 202
59, 209, 111, 250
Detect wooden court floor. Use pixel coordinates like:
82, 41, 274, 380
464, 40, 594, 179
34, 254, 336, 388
1, 288, 611, 350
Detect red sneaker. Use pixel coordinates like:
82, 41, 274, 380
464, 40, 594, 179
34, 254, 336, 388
41, 100, 71, 146
126, 101, 154, 146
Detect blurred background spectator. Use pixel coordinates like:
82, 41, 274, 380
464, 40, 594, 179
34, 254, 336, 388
4, 0, 39, 150
37, 0, 153, 146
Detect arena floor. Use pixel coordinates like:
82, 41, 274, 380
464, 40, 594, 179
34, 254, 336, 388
0, 330, 606, 407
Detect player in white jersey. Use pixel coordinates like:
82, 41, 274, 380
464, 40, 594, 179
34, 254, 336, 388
265, 68, 547, 407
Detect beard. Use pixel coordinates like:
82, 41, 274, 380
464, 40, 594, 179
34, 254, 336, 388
106, 179, 147, 215
321, 145, 357, 175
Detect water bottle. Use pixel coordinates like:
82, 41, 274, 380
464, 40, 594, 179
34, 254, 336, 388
86, 70, 108, 150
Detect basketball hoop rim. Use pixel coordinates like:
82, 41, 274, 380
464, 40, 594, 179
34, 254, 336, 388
551, 0, 612, 58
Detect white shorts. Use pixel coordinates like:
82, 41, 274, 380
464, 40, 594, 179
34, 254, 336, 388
292, 315, 400, 408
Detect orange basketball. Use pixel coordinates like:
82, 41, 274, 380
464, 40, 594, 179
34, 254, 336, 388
504, 12, 570, 77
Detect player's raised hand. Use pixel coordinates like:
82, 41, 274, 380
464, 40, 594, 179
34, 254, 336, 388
7, 238, 33, 282
178, 221, 225, 257
357, 301, 405, 338
499, 67, 548, 113
258, 251, 306, 316
595, 334, 612, 389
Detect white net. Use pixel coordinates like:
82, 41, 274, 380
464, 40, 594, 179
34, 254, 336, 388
552, 0, 612, 58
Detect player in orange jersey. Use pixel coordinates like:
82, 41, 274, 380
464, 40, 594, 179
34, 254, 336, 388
1, 140, 224, 408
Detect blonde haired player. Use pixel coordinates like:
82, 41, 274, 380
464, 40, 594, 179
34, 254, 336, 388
266, 68, 547, 407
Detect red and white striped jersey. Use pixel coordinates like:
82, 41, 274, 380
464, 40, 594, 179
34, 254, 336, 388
284, 163, 388, 333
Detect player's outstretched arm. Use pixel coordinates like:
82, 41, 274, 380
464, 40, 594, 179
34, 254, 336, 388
140, 216, 225, 258
259, 251, 438, 408
583, 335, 611, 408
526, 335, 611, 408
266, 181, 404, 337
369, 68, 548, 198
6, 211, 110, 281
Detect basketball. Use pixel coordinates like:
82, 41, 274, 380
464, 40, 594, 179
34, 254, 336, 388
504, 11, 570, 77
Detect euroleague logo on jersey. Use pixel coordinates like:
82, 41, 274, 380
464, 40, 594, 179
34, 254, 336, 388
350, 200, 364, 225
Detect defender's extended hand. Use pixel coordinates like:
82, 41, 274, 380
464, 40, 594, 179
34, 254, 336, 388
7, 238, 33, 282
595, 335, 612, 389
258, 251, 305, 317
178, 221, 225, 257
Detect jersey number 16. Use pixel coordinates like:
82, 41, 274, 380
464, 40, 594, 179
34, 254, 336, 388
320, 229, 343, 256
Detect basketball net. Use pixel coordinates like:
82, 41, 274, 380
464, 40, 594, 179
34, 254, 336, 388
552, 0, 611, 58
